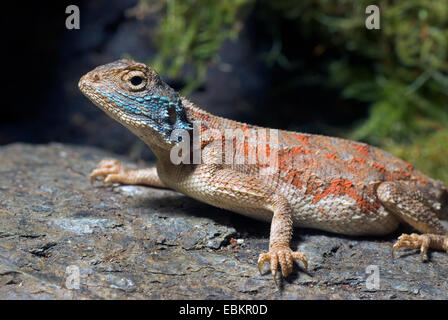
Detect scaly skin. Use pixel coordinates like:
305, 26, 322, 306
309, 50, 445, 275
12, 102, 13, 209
79, 59, 448, 284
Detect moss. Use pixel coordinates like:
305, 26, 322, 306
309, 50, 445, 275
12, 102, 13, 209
128, 0, 253, 94
385, 129, 448, 184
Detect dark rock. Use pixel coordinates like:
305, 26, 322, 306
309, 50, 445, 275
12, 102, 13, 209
0, 143, 447, 299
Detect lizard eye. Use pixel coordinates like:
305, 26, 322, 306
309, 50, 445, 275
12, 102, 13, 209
124, 70, 147, 91
130, 76, 143, 86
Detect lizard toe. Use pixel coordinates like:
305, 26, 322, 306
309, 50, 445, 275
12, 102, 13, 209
103, 173, 131, 186
90, 159, 127, 185
257, 246, 307, 282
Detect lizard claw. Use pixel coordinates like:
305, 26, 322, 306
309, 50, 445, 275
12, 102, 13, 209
90, 159, 128, 186
258, 246, 307, 283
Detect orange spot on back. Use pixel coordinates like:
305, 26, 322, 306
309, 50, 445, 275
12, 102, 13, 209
354, 144, 370, 158
325, 152, 336, 160
405, 162, 414, 172
282, 170, 304, 189
351, 157, 366, 164
199, 122, 208, 134
265, 144, 271, 158
292, 146, 313, 155
294, 134, 311, 146
200, 139, 213, 149
243, 141, 249, 157
372, 163, 417, 181
312, 178, 380, 213
373, 163, 386, 175
190, 110, 211, 122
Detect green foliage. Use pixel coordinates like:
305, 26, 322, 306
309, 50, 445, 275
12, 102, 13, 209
292, 0, 448, 183
384, 128, 448, 185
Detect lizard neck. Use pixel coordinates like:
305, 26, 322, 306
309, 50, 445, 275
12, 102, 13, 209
128, 95, 250, 166
180, 96, 246, 132
122, 96, 206, 163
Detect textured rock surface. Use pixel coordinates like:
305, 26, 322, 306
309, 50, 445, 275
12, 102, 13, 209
0, 143, 447, 299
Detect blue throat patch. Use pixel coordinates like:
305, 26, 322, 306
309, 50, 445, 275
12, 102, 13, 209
94, 86, 192, 140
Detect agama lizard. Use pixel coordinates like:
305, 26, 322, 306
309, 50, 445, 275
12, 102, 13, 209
79, 59, 448, 283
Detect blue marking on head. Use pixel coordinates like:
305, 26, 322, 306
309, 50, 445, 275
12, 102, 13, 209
95, 86, 192, 140
83, 61, 193, 143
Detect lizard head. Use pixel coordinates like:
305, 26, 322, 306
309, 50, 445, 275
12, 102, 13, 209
78, 59, 192, 148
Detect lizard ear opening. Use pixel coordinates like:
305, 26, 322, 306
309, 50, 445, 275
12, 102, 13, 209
172, 102, 193, 132
167, 105, 177, 126
159, 100, 192, 143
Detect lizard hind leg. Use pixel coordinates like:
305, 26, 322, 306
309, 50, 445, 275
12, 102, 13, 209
392, 233, 448, 261
377, 181, 448, 261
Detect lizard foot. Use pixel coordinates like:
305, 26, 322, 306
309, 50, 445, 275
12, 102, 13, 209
258, 246, 307, 284
392, 233, 448, 261
90, 159, 129, 186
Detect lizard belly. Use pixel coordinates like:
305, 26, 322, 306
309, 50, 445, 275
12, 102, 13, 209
173, 176, 399, 236
182, 182, 399, 236
159, 163, 399, 236
189, 194, 275, 222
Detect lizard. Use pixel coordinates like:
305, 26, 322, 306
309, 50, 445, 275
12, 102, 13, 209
79, 59, 448, 284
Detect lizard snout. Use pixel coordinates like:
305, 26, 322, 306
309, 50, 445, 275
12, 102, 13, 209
78, 71, 102, 94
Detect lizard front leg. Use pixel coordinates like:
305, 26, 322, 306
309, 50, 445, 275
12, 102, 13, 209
377, 181, 448, 260
195, 167, 307, 283
90, 159, 167, 188
257, 196, 308, 283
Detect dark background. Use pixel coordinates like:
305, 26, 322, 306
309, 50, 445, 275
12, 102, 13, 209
0, 0, 365, 161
